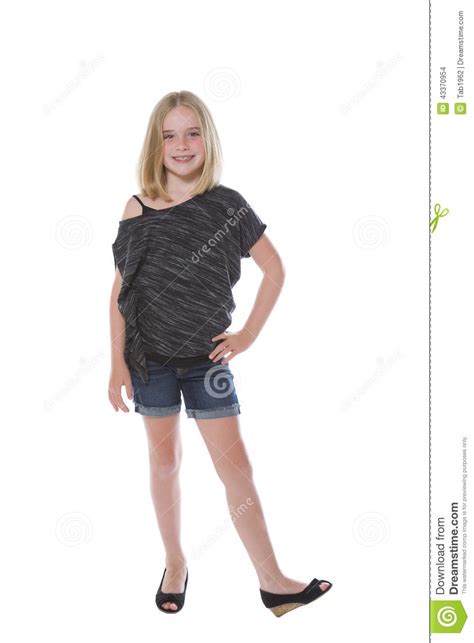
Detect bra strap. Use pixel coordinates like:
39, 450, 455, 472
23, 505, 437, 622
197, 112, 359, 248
132, 194, 146, 209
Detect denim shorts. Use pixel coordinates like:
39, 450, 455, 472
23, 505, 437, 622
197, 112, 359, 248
129, 356, 241, 419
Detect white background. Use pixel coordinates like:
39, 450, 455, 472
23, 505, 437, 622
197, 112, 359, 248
1, 0, 435, 640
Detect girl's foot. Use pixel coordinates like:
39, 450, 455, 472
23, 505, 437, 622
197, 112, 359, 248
160, 560, 188, 611
259, 574, 330, 594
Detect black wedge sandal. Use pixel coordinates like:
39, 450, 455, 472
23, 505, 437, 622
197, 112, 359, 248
155, 567, 188, 614
260, 577, 333, 617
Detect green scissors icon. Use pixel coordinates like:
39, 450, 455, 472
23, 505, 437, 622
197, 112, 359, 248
430, 203, 449, 233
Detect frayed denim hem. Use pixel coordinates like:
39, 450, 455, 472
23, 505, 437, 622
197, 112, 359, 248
134, 403, 181, 416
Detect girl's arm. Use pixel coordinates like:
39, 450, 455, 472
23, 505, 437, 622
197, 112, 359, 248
210, 234, 286, 363
242, 234, 286, 341
109, 267, 126, 367
108, 267, 132, 412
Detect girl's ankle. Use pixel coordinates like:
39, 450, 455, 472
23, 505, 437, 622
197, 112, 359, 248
165, 555, 187, 567
257, 569, 285, 588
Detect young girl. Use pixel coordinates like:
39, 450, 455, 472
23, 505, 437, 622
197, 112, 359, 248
108, 91, 332, 617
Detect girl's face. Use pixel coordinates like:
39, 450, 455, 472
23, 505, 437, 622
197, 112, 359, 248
162, 106, 205, 180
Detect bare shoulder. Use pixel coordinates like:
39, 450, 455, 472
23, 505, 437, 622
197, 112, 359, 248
120, 196, 143, 221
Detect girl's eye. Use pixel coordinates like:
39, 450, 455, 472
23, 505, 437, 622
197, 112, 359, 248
163, 132, 199, 139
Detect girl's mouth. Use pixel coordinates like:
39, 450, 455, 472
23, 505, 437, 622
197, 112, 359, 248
172, 155, 195, 163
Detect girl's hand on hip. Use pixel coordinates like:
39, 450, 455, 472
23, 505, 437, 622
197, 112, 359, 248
208, 329, 255, 365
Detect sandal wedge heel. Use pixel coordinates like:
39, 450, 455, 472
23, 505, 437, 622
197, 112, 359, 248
260, 577, 333, 617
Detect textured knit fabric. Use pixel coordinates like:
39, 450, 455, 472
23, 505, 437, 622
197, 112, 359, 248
112, 183, 267, 384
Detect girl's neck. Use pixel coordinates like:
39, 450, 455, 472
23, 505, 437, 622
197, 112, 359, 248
165, 172, 201, 199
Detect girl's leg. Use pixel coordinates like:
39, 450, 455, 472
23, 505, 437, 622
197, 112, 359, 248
195, 415, 330, 594
143, 414, 188, 611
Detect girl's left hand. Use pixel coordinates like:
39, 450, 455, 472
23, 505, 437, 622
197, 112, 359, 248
208, 329, 255, 364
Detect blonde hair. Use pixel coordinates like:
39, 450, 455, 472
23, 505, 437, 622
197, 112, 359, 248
136, 91, 223, 201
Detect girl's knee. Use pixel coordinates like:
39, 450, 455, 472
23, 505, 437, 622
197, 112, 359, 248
149, 449, 183, 477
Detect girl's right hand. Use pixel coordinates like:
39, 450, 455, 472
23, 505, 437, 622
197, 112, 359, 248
108, 363, 133, 412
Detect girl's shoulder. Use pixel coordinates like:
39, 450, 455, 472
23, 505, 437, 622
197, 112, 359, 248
119, 195, 143, 223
